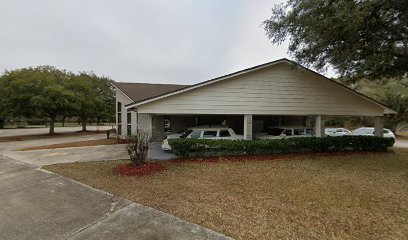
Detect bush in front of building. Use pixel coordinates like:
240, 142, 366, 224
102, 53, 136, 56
126, 129, 152, 165
168, 136, 395, 158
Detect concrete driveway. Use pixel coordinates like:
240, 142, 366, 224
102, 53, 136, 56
395, 139, 408, 148
0, 134, 177, 166
0, 154, 229, 240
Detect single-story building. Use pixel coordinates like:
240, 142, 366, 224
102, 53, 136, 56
113, 58, 395, 141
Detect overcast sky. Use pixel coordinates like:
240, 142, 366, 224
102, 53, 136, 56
0, 0, 296, 85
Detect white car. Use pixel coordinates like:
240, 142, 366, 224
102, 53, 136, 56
348, 127, 395, 138
256, 127, 315, 140
325, 128, 350, 137
161, 126, 243, 151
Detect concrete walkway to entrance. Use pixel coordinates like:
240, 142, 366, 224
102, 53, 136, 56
0, 149, 229, 239
1, 135, 177, 166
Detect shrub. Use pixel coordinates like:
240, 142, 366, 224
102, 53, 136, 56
168, 136, 395, 158
126, 129, 152, 165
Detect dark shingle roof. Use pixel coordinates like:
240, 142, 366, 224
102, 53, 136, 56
113, 82, 189, 103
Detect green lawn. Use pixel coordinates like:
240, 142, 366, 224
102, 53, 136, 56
44, 149, 408, 240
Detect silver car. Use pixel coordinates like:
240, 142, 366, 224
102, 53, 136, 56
161, 126, 243, 151
325, 128, 350, 137
348, 127, 395, 138
256, 127, 315, 139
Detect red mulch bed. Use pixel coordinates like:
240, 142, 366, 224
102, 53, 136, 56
117, 162, 166, 176
118, 151, 391, 176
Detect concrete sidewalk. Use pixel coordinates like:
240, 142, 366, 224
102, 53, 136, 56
0, 155, 231, 240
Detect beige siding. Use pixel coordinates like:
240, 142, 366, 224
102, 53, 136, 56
116, 89, 136, 137
137, 113, 152, 135
137, 63, 384, 116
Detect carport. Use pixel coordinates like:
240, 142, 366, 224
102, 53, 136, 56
120, 59, 395, 141
128, 113, 348, 141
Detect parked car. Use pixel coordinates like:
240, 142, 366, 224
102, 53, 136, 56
325, 128, 350, 137
161, 126, 243, 151
348, 127, 395, 138
256, 127, 315, 140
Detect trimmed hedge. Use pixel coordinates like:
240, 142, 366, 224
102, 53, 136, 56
168, 136, 395, 158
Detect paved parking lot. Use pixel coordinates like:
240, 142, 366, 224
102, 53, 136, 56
0, 133, 229, 240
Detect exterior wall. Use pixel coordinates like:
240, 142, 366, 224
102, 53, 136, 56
116, 89, 135, 137
137, 62, 385, 116
152, 115, 165, 141
170, 115, 196, 133
137, 113, 152, 136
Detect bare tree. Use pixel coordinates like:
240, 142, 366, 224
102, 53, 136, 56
126, 128, 151, 165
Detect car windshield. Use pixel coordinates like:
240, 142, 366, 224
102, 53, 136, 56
180, 129, 193, 138
177, 129, 188, 134
352, 128, 372, 134
267, 128, 285, 136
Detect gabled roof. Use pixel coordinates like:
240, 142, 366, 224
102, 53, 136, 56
113, 82, 188, 103
123, 58, 396, 114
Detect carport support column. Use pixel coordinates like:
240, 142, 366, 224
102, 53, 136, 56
315, 115, 326, 137
137, 113, 152, 138
244, 114, 253, 140
374, 116, 384, 137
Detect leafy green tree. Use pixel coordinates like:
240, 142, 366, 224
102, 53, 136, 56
68, 73, 115, 131
68, 73, 96, 131
93, 76, 115, 126
264, 0, 408, 79
1, 66, 74, 134
0, 75, 11, 128
354, 77, 408, 132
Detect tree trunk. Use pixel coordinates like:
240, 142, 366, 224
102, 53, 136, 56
62, 115, 66, 127
81, 114, 87, 132
49, 116, 56, 134
0, 117, 5, 129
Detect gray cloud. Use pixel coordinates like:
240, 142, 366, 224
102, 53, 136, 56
0, 0, 292, 84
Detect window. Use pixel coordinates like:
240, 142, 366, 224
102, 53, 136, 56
203, 130, 217, 138
127, 112, 131, 124
127, 112, 132, 135
117, 101, 122, 135
189, 131, 201, 139
283, 129, 293, 136
219, 130, 231, 137
267, 128, 284, 136
294, 129, 304, 135
305, 129, 315, 135
353, 128, 373, 134
180, 129, 193, 138
383, 129, 389, 134
117, 124, 122, 135
127, 125, 132, 136
164, 116, 171, 132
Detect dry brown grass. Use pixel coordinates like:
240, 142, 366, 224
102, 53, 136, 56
0, 131, 103, 142
15, 138, 119, 151
43, 149, 408, 240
